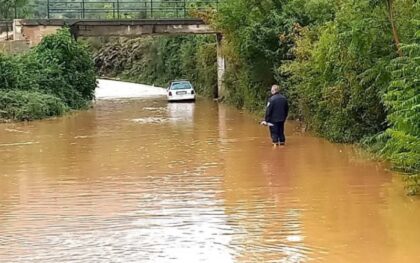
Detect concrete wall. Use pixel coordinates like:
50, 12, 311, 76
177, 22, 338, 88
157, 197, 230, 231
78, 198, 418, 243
14, 19, 216, 41
0, 40, 30, 54
76, 24, 216, 37
23, 26, 61, 46
14, 20, 61, 46
216, 34, 226, 99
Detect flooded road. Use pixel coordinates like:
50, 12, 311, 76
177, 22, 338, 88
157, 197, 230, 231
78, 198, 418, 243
1, 80, 420, 262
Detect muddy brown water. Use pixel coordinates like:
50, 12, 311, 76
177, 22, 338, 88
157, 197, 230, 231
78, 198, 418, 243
1, 82, 420, 262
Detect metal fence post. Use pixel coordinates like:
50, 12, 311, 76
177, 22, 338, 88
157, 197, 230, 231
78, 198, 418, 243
112, 2, 115, 19
117, 0, 120, 19
82, 0, 85, 19
47, 0, 50, 19
150, 0, 153, 18
14, 0, 17, 18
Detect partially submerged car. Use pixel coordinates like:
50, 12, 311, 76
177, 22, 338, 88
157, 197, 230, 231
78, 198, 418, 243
167, 80, 196, 102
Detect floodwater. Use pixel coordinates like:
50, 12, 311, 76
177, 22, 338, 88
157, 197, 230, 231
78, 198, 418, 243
1, 80, 419, 262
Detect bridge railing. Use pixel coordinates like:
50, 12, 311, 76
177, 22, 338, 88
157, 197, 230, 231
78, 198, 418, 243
0, 20, 14, 40
46, 0, 218, 19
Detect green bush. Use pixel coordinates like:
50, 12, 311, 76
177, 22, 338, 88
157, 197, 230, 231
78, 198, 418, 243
215, 0, 419, 191
369, 27, 420, 193
0, 90, 67, 121
0, 54, 20, 90
381, 40, 420, 174
34, 29, 97, 107
0, 28, 97, 121
280, 1, 401, 142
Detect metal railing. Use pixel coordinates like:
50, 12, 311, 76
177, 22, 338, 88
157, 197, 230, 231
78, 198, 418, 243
0, 20, 13, 40
1, 0, 218, 20
46, 0, 218, 19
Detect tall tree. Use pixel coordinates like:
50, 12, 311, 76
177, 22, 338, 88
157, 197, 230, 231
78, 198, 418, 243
370, 0, 403, 56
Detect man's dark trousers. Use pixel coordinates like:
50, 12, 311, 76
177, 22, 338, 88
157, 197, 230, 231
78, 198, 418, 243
269, 121, 285, 144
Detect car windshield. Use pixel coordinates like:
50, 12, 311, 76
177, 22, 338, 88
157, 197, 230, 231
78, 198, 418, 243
171, 82, 192, 90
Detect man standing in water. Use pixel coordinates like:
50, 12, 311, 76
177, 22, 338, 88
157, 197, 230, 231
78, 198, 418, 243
262, 85, 289, 146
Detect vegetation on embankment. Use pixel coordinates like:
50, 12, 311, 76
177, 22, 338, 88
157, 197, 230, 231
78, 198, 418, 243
92, 35, 217, 97
0, 28, 97, 121
219, 0, 419, 193
92, 0, 419, 193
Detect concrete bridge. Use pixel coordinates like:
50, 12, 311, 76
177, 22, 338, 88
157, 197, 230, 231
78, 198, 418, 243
11, 18, 225, 98
3, 1, 225, 97
13, 19, 217, 44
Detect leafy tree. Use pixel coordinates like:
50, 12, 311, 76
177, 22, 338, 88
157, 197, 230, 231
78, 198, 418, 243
0, 0, 28, 19
379, 25, 420, 192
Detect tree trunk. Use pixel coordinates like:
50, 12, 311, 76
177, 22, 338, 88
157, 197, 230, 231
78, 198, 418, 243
387, 0, 403, 57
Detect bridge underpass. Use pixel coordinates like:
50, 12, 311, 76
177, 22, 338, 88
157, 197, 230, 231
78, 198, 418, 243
5, 0, 225, 98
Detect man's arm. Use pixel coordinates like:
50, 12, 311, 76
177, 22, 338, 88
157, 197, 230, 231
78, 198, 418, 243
285, 100, 289, 119
265, 99, 273, 122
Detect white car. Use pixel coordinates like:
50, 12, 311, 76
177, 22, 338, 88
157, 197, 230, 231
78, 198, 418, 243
167, 80, 196, 102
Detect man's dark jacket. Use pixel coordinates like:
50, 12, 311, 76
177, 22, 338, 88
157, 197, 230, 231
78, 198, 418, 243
265, 93, 289, 123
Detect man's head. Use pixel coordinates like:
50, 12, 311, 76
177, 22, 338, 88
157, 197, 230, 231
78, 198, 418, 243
271, 85, 280, 95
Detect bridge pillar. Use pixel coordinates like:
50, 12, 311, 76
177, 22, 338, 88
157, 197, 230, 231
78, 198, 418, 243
12, 19, 24, 41
216, 33, 226, 99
